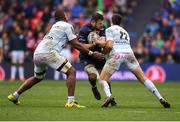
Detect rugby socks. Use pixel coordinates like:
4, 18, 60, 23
11, 65, 17, 80
13, 91, 20, 99
144, 79, 163, 100
67, 96, 75, 103
107, 81, 112, 93
89, 78, 97, 88
101, 80, 112, 97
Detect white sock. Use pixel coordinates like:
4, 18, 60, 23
13, 91, 19, 98
100, 80, 111, 97
18, 66, 24, 79
144, 79, 163, 100
11, 65, 17, 79
67, 96, 75, 103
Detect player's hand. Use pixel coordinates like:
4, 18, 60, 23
92, 51, 105, 60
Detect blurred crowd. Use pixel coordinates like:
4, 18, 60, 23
0, 0, 179, 65
133, 0, 180, 64
0, 0, 139, 64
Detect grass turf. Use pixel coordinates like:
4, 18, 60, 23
0, 80, 180, 121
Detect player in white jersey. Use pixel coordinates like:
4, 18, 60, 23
94, 14, 170, 108
7, 9, 104, 108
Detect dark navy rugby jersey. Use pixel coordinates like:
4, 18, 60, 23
79, 23, 105, 60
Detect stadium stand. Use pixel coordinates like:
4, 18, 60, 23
0, 0, 179, 66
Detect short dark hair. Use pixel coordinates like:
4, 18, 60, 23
91, 13, 104, 21
54, 9, 66, 21
112, 14, 123, 25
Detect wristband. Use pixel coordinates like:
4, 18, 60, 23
88, 51, 93, 56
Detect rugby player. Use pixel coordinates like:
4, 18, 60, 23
94, 14, 170, 108
79, 13, 116, 106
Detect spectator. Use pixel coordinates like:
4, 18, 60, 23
133, 42, 144, 63
146, 19, 160, 37
155, 31, 164, 49
166, 54, 175, 64
137, 0, 180, 63
0, 34, 3, 63
9, 25, 26, 81
2, 31, 10, 61
160, 18, 173, 40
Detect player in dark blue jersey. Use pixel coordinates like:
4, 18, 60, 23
79, 13, 116, 106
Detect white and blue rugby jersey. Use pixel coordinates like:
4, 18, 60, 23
106, 25, 133, 54
34, 21, 76, 54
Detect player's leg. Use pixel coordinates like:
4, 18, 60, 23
100, 56, 120, 107
100, 66, 117, 107
57, 62, 76, 98
132, 67, 170, 108
57, 61, 85, 108
48, 50, 85, 108
84, 64, 101, 100
127, 55, 170, 108
7, 76, 43, 105
99, 69, 111, 97
98, 69, 112, 94
7, 53, 45, 105
85, 64, 97, 87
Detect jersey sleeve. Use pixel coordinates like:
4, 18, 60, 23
105, 28, 113, 41
65, 25, 77, 41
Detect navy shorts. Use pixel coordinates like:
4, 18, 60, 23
80, 58, 106, 70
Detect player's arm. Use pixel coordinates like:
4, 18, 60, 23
93, 27, 108, 48
103, 40, 113, 54
93, 36, 112, 54
78, 35, 95, 49
70, 38, 104, 60
66, 25, 104, 60
79, 29, 96, 49
81, 43, 95, 49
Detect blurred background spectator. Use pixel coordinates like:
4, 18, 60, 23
9, 23, 26, 81
134, 0, 180, 63
0, 0, 179, 80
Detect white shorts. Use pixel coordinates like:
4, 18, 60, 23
33, 50, 72, 79
11, 51, 25, 64
103, 52, 139, 75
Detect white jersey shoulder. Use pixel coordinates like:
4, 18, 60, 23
34, 21, 76, 54
106, 25, 133, 53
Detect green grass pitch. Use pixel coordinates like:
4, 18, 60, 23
0, 80, 180, 121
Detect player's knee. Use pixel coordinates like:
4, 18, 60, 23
88, 73, 97, 82
34, 71, 45, 80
